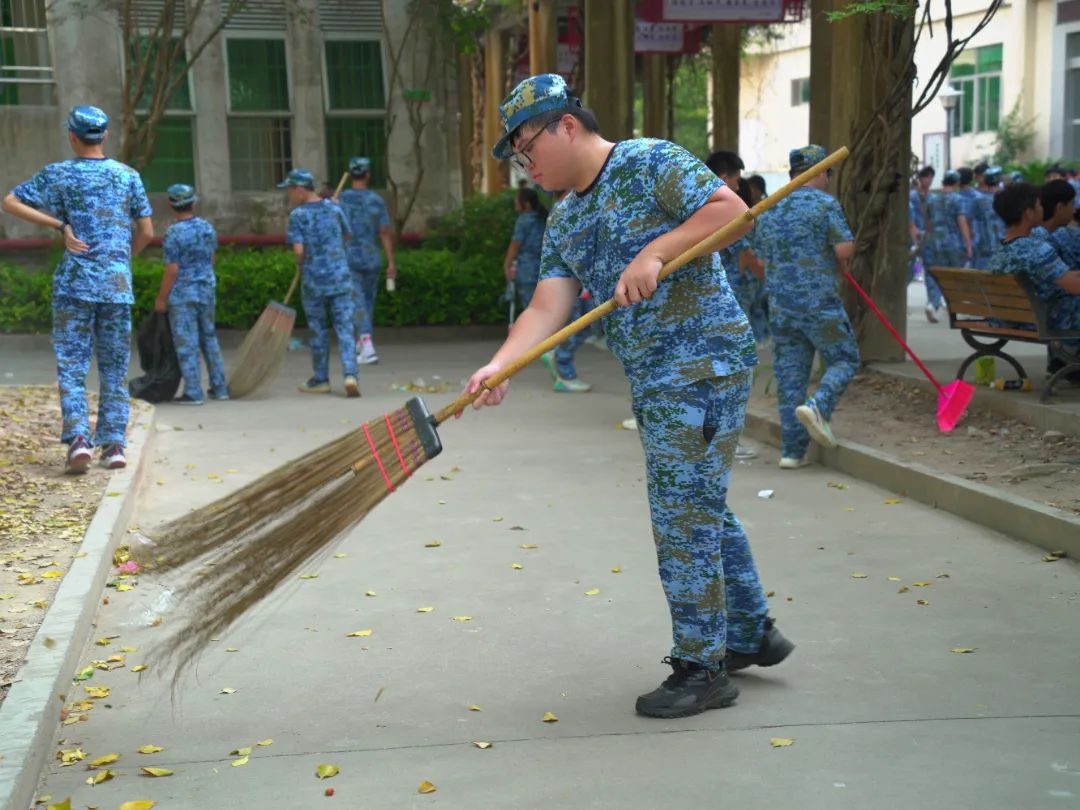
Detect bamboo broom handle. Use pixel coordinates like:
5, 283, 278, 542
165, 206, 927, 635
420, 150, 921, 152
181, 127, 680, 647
434, 146, 850, 425
282, 173, 349, 307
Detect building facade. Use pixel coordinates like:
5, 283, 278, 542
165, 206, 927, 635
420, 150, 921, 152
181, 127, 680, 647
739, 0, 1080, 178
0, 0, 464, 239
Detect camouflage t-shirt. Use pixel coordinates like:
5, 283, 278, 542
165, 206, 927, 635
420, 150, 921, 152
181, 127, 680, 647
957, 188, 982, 253
286, 199, 353, 296
754, 186, 853, 313
718, 234, 751, 289
926, 191, 965, 263
1033, 224, 1080, 270
977, 191, 1005, 255
338, 188, 389, 271
989, 234, 1080, 330
511, 211, 546, 284
538, 138, 755, 397
908, 189, 928, 232
12, 157, 152, 304
163, 216, 217, 306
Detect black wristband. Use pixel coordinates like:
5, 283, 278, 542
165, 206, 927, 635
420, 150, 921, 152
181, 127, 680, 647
56, 222, 66, 233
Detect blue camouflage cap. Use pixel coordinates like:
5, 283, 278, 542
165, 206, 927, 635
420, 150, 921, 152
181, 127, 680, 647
984, 165, 1003, 183
277, 168, 315, 189
1009, 170, 1024, 183
942, 170, 960, 186
789, 144, 828, 174
167, 183, 197, 206
67, 105, 108, 143
348, 156, 371, 174
492, 73, 579, 160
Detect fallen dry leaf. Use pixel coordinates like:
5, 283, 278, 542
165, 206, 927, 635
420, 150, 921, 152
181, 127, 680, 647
418, 781, 437, 794
584, 588, 600, 596
898, 586, 910, 593
137, 746, 164, 754
519, 543, 538, 549
88, 753, 120, 768
84, 687, 110, 699
334, 553, 348, 559
611, 566, 622, 574
467, 704, 483, 712
365, 590, 377, 597
542, 711, 558, 723
46, 799, 71, 810
950, 647, 977, 654
346, 630, 374, 637
257, 739, 274, 747
220, 687, 236, 694
850, 573, 868, 579
887, 577, 902, 582
120, 646, 138, 653
230, 747, 252, 757
231, 755, 248, 767
916, 599, 929, 606
140, 767, 173, 777
57, 748, 86, 765
85, 769, 115, 786
131, 665, 148, 673
416, 606, 434, 613
451, 616, 472, 622
119, 802, 156, 810
424, 540, 442, 548
770, 738, 795, 748
472, 741, 492, 749
883, 499, 902, 505
511, 563, 523, 570
316, 764, 340, 780
491, 516, 504, 522
298, 573, 319, 580
1043, 550, 1067, 562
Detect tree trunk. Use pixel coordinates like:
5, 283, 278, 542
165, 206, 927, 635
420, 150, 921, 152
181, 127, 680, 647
710, 24, 740, 152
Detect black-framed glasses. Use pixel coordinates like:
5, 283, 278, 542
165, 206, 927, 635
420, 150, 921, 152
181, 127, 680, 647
510, 127, 548, 172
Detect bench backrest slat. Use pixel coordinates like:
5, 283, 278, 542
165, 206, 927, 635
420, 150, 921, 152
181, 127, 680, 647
928, 267, 1040, 326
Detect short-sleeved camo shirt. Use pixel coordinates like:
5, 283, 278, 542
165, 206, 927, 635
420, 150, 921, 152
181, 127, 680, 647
163, 217, 217, 306
286, 199, 353, 296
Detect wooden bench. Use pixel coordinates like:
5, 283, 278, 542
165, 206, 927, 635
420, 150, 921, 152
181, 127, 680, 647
928, 267, 1080, 402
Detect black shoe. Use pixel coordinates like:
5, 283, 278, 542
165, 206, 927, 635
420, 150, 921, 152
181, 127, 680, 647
635, 657, 739, 719
726, 618, 795, 672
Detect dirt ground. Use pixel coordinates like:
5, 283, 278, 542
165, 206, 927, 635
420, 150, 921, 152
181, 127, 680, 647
751, 372, 1080, 516
0, 386, 113, 708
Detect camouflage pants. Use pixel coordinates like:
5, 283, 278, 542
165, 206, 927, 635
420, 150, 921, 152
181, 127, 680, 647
771, 304, 860, 459
632, 371, 769, 666
349, 268, 379, 337
170, 301, 227, 401
302, 290, 357, 381
52, 296, 131, 447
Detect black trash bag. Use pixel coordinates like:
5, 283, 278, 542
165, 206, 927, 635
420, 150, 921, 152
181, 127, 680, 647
128, 311, 181, 403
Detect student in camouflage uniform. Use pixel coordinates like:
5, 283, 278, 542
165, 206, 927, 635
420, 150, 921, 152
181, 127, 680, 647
908, 166, 934, 281
2, 106, 154, 473
957, 167, 985, 267
1035, 179, 1080, 268
976, 166, 1006, 266
462, 74, 793, 719
338, 156, 395, 366
281, 169, 360, 397
153, 183, 228, 405
755, 145, 859, 467
922, 171, 970, 322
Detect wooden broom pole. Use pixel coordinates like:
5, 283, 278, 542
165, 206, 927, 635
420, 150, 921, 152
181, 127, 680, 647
434, 146, 850, 425
332, 171, 349, 202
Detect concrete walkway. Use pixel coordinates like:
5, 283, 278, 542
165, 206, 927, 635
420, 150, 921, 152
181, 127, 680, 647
20, 337, 1080, 809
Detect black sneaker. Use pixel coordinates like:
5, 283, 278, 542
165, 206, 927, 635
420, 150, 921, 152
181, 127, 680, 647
726, 618, 795, 672
65, 436, 92, 475
635, 657, 739, 719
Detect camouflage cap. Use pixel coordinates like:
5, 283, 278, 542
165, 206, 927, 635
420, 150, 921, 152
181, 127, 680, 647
789, 144, 828, 174
166, 183, 197, 206
277, 168, 316, 189
984, 165, 1003, 183
66, 105, 108, 143
942, 170, 960, 186
492, 73, 578, 160
349, 156, 371, 174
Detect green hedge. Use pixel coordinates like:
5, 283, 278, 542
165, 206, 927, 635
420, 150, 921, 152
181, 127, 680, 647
0, 246, 508, 334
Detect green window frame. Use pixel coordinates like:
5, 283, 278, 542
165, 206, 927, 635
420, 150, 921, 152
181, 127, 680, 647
226, 37, 291, 190
949, 44, 1002, 135
139, 116, 196, 193
132, 36, 193, 112
226, 37, 289, 112
324, 39, 385, 111
228, 115, 292, 191
325, 117, 386, 189
0, 0, 55, 106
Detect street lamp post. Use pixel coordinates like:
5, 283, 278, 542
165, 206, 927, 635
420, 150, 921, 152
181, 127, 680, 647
939, 86, 962, 173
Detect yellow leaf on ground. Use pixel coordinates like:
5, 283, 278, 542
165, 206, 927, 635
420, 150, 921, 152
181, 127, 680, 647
491, 516, 504, 522
84, 687, 110, 699
950, 647, 977, 654
542, 711, 559, 723
116, 584, 133, 592
88, 753, 120, 767
119, 802, 156, 810
418, 781, 437, 794
85, 769, 114, 785
140, 767, 173, 777
299, 573, 319, 580
416, 606, 434, 613
912, 581, 931, 587
916, 599, 929, 606
120, 646, 138, 653
230, 747, 252, 756
467, 704, 483, 712
770, 738, 795, 748
898, 586, 910, 593
936, 573, 951, 578
220, 687, 236, 694
57, 748, 86, 765
46, 799, 71, 810
257, 739, 273, 747
316, 764, 339, 779
225, 647, 238, 652
883, 499, 902, 505
231, 756, 248, 767
611, 566, 622, 573
584, 588, 600, 596
473, 741, 492, 749
511, 563, 523, 570
520, 544, 539, 549
451, 616, 472, 622
94, 638, 111, 646
887, 577, 902, 582
843, 507, 856, 512
42, 571, 63, 579
850, 573, 868, 579
365, 590, 377, 597
131, 665, 148, 673
137, 746, 164, 754
425, 540, 442, 548
334, 553, 348, 559
346, 630, 373, 637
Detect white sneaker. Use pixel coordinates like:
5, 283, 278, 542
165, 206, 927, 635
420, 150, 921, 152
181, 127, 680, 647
924, 303, 939, 323
358, 334, 378, 365
779, 456, 810, 469
553, 378, 591, 393
620, 418, 638, 431
795, 399, 837, 448
735, 442, 758, 460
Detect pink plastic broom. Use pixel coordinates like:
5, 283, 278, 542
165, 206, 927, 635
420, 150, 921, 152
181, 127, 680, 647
844, 271, 974, 432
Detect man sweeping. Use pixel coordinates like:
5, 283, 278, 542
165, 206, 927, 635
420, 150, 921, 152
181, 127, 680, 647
281, 168, 360, 398
2, 105, 154, 473
462, 74, 793, 718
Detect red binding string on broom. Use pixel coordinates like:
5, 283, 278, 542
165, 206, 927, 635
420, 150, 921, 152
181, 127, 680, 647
363, 423, 395, 492
384, 413, 412, 477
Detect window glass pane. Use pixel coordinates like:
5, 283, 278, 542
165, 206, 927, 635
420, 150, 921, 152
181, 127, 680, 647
1068, 32, 1080, 61
950, 50, 975, 78
961, 80, 974, 134
228, 116, 292, 190
325, 40, 384, 109
977, 43, 1003, 73
1068, 66, 1080, 123
976, 76, 987, 132
325, 117, 386, 188
801, 78, 810, 104
227, 38, 289, 111
984, 75, 1000, 131
0, 0, 55, 105
134, 38, 191, 111
140, 117, 196, 192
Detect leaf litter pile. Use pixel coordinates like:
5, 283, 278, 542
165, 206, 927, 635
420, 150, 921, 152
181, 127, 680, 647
752, 372, 1080, 514
0, 386, 123, 707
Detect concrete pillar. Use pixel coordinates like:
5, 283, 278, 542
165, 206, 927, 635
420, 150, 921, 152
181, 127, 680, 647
808, 0, 836, 154
642, 53, 667, 139
186, 0, 232, 212
483, 27, 507, 195
528, 0, 557, 76
710, 24, 740, 152
285, 0, 325, 179
584, 0, 633, 140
